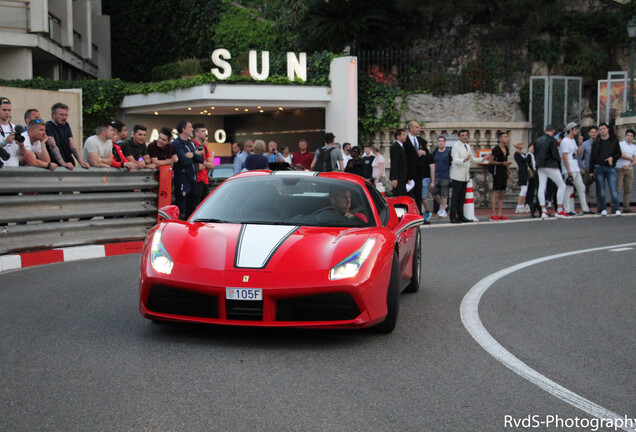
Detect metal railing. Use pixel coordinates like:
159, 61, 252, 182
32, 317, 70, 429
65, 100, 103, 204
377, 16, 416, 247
352, 48, 504, 95
0, 167, 172, 255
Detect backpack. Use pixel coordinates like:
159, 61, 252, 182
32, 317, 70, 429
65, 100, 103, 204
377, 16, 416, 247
345, 158, 364, 177
315, 146, 335, 172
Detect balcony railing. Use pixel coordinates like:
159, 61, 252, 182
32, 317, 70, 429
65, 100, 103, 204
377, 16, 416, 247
48, 13, 62, 44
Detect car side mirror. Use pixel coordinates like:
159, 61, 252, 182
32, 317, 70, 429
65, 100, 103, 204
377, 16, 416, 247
158, 205, 180, 221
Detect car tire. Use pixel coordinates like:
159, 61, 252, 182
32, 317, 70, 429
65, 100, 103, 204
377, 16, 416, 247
404, 230, 421, 293
374, 251, 400, 333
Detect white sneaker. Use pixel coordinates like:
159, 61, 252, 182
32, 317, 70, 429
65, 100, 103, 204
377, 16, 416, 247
541, 211, 550, 219
524, 204, 531, 212
601, 210, 608, 216
439, 210, 447, 217
616, 210, 622, 216
515, 206, 524, 213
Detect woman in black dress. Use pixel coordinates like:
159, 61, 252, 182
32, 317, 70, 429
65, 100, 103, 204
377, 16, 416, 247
490, 132, 512, 220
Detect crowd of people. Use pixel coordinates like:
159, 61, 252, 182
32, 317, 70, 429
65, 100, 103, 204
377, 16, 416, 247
231, 132, 385, 187
0, 97, 387, 221
0, 97, 216, 220
513, 122, 635, 218
3, 93, 633, 222
387, 121, 635, 223
390, 123, 489, 224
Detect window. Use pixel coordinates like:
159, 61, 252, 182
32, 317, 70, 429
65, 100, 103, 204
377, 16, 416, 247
367, 184, 390, 226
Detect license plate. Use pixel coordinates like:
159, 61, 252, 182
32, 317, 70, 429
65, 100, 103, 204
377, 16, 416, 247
226, 287, 263, 301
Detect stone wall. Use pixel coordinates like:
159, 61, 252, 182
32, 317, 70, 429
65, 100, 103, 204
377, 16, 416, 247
400, 92, 526, 123
369, 92, 532, 208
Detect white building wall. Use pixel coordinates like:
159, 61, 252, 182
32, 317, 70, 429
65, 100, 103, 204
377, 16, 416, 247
91, 1, 110, 78
0, 47, 33, 79
0, 1, 110, 79
29, 0, 49, 33
325, 56, 358, 146
48, 0, 73, 48
72, 0, 90, 59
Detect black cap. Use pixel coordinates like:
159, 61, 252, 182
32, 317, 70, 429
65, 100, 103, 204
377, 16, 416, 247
324, 132, 335, 144
0, 97, 11, 105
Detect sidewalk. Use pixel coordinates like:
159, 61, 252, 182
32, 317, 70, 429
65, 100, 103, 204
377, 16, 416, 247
426, 206, 634, 225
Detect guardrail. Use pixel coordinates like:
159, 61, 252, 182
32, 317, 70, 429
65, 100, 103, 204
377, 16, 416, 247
0, 166, 172, 255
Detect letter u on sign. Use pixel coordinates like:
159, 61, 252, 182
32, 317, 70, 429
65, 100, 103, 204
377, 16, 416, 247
249, 51, 269, 81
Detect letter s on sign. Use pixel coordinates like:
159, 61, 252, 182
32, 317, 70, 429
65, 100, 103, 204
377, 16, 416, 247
211, 49, 232, 80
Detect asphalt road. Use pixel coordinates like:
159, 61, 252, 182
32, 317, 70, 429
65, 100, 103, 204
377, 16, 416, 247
1, 216, 634, 432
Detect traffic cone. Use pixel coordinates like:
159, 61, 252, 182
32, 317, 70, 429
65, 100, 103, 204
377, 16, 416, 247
463, 179, 479, 222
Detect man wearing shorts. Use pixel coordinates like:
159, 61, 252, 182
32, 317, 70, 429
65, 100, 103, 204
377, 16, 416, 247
432, 136, 451, 217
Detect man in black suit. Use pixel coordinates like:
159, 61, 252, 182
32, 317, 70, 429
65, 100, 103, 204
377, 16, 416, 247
405, 121, 427, 214
390, 129, 408, 196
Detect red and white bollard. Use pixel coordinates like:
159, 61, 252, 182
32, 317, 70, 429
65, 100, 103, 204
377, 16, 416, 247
463, 179, 479, 222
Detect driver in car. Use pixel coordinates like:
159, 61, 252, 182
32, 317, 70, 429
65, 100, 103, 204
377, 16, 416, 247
315, 187, 368, 224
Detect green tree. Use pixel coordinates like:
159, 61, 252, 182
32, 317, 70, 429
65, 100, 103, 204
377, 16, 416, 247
103, 0, 224, 82
298, 0, 406, 52
214, 6, 285, 53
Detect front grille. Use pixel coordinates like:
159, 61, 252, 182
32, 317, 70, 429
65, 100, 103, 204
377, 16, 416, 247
226, 300, 263, 321
146, 285, 218, 318
276, 293, 360, 321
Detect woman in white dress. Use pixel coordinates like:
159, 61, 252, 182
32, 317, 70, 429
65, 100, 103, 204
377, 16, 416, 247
371, 145, 385, 186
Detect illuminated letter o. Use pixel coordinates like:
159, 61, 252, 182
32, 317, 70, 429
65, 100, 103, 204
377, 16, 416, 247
214, 129, 226, 143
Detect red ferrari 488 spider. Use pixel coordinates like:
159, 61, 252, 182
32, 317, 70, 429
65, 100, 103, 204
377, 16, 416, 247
139, 171, 424, 332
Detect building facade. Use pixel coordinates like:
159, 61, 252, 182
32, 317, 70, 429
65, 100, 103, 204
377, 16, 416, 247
0, 0, 110, 80
118, 57, 358, 157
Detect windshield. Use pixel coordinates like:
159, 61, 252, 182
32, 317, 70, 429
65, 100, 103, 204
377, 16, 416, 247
212, 164, 234, 178
190, 175, 375, 227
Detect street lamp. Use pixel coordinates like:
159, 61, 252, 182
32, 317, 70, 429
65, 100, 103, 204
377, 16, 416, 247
625, 17, 636, 116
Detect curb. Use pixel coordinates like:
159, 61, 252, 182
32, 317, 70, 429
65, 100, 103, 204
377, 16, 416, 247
0, 241, 144, 273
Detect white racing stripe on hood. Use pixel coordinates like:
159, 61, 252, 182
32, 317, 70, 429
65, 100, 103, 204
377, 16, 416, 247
236, 225, 298, 268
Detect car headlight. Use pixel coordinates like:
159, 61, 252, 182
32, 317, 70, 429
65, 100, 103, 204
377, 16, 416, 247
329, 238, 376, 280
150, 229, 173, 274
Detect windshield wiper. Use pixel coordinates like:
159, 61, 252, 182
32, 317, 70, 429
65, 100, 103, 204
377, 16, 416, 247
191, 218, 231, 223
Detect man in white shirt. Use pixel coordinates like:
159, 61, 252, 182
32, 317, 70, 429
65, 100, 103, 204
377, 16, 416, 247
19, 119, 57, 170
82, 121, 114, 167
341, 142, 352, 170
233, 139, 254, 174
617, 129, 636, 213
559, 122, 590, 215
23, 109, 52, 164
449, 129, 486, 223
0, 96, 20, 167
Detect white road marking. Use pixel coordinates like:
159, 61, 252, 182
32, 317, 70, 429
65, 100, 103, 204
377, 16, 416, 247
460, 242, 636, 432
609, 247, 633, 252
